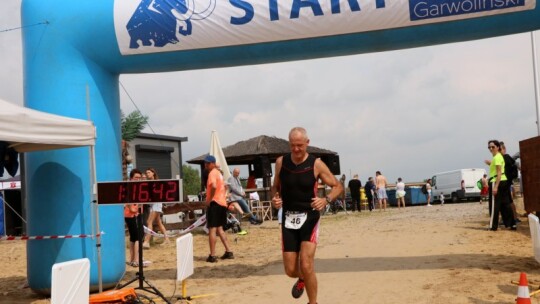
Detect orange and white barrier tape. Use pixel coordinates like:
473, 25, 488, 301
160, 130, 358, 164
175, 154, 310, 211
145, 215, 207, 238
0, 232, 104, 241
143, 226, 177, 238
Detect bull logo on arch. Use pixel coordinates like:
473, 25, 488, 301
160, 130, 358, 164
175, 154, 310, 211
127, 0, 216, 48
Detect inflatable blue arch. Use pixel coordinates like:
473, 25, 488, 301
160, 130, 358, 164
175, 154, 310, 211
21, 0, 540, 293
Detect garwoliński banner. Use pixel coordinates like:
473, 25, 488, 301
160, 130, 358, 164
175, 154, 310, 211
114, 0, 535, 55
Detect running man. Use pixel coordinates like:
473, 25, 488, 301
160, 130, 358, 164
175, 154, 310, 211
271, 127, 343, 304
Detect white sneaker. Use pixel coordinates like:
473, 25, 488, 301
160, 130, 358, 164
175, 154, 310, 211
142, 260, 152, 267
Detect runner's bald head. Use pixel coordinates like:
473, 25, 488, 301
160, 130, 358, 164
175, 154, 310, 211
289, 127, 308, 142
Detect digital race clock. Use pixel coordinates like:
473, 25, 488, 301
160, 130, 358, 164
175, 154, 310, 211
97, 179, 180, 204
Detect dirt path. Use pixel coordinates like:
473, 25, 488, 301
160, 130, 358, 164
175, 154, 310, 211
0, 199, 537, 303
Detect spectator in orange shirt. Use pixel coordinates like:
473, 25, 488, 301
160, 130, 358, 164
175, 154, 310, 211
204, 155, 234, 263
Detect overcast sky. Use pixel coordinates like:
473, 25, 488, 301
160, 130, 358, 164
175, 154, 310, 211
1, 0, 539, 183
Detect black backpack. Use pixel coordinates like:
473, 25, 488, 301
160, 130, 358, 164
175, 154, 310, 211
504, 155, 518, 181
421, 184, 427, 194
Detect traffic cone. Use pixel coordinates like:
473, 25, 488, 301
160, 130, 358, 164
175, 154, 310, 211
516, 272, 531, 304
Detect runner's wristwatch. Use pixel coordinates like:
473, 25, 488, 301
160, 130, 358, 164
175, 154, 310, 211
325, 196, 332, 204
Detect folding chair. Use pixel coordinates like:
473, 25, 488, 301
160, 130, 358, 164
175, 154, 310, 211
249, 199, 272, 222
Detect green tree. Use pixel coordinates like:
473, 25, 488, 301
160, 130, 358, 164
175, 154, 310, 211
121, 110, 149, 180
182, 164, 201, 196
121, 110, 149, 141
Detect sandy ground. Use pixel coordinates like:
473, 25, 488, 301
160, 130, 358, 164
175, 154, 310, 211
1, 198, 539, 304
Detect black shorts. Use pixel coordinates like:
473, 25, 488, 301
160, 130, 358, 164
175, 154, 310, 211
206, 201, 227, 228
281, 209, 320, 252
125, 216, 138, 243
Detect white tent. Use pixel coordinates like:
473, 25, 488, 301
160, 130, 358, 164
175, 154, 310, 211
0, 98, 103, 290
0, 98, 95, 152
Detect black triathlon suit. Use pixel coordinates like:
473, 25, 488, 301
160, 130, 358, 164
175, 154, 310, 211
280, 153, 321, 252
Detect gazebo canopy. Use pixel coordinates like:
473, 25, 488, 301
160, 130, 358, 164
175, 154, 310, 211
187, 135, 337, 166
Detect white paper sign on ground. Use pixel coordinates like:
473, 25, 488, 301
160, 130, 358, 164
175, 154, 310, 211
528, 214, 540, 264
176, 233, 194, 281
51, 258, 90, 304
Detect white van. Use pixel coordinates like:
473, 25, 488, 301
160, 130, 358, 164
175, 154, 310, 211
431, 168, 486, 202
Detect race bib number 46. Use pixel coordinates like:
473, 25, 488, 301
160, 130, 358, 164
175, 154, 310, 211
285, 212, 308, 230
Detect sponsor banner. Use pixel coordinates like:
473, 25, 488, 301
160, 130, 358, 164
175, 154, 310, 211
410, 0, 527, 21
0, 181, 20, 190
115, 0, 535, 55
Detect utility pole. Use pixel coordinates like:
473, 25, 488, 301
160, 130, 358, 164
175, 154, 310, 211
531, 31, 540, 135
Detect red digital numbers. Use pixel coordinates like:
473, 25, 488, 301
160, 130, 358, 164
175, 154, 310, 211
153, 182, 165, 200
130, 180, 179, 203
133, 182, 149, 202
165, 181, 178, 201
97, 179, 180, 205
118, 184, 125, 203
